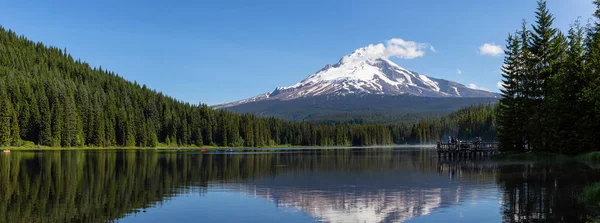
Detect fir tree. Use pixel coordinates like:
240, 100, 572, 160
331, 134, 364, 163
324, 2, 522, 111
498, 33, 523, 152
0, 87, 12, 146
529, 0, 559, 97
546, 21, 584, 154
528, 0, 560, 151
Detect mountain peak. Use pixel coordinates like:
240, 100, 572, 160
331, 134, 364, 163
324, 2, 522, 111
338, 45, 387, 65
214, 42, 498, 109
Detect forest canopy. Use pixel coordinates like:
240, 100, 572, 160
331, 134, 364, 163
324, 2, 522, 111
498, 0, 600, 154
0, 26, 495, 148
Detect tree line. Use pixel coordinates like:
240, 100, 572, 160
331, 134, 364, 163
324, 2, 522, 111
498, 0, 600, 154
0, 25, 496, 148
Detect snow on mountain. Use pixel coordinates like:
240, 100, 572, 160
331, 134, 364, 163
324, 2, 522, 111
215, 45, 497, 109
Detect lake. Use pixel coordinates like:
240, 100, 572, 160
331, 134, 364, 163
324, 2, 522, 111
1, 147, 599, 223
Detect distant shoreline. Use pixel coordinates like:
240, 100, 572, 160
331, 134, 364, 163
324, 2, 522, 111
2, 144, 436, 151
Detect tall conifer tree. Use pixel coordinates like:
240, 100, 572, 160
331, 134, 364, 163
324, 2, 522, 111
499, 33, 522, 152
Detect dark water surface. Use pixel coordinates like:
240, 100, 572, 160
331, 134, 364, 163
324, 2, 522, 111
1, 148, 599, 223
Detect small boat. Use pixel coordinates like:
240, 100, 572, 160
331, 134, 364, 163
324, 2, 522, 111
200, 149, 207, 153
225, 149, 234, 153
2, 150, 10, 153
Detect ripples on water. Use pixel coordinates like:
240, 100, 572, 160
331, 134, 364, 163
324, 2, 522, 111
0, 147, 599, 223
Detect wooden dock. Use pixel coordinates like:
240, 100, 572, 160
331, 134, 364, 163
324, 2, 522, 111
436, 141, 499, 158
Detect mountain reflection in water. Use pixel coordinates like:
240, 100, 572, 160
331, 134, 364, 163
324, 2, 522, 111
1, 148, 599, 223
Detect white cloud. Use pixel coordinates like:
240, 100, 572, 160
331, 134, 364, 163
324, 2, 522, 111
429, 45, 437, 53
468, 83, 489, 91
479, 43, 503, 56
457, 69, 463, 75
342, 38, 435, 63
496, 81, 505, 90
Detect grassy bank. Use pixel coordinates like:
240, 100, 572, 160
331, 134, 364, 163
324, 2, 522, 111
0, 140, 290, 151
2, 145, 203, 151
584, 183, 600, 206
1, 141, 412, 151
584, 183, 600, 222
578, 152, 600, 163
1, 143, 303, 151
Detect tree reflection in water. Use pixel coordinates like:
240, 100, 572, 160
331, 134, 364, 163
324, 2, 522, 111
0, 149, 598, 223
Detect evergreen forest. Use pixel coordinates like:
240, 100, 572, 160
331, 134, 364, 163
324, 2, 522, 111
0, 25, 496, 148
498, 0, 600, 154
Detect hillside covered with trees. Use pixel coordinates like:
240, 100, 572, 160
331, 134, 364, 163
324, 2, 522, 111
222, 94, 498, 124
0, 26, 496, 148
498, 0, 600, 154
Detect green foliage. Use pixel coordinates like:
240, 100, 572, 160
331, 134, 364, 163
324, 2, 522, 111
0, 80, 18, 146
224, 94, 498, 124
578, 152, 600, 163
0, 25, 496, 148
498, 0, 600, 154
498, 33, 526, 152
583, 183, 600, 208
20, 140, 35, 147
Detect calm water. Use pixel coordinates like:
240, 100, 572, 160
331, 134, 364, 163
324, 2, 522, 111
1, 148, 599, 223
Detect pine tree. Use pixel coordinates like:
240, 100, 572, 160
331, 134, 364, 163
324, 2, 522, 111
529, 0, 558, 96
61, 93, 75, 146
37, 89, 52, 146
528, 0, 560, 151
498, 33, 523, 152
51, 93, 63, 147
580, 0, 600, 151
147, 119, 158, 147
193, 128, 203, 147
0, 85, 12, 146
92, 94, 106, 147
517, 20, 536, 151
10, 106, 21, 146
545, 21, 584, 154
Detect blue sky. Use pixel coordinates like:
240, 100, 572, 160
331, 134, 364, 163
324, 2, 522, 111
0, 0, 594, 105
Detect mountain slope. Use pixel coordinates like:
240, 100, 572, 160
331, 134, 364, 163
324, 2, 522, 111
216, 45, 499, 121
0, 26, 419, 147
224, 94, 498, 124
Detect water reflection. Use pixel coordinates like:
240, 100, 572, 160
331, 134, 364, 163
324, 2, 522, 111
497, 161, 600, 222
0, 149, 599, 223
219, 151, 498, 223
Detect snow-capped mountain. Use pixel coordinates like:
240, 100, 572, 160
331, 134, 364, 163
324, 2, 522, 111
215, 46, 497, 109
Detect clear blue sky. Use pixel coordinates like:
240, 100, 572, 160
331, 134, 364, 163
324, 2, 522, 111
0, 0, 594, 105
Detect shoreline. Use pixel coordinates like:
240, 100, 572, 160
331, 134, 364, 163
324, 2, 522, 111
0, 144, 430, 151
